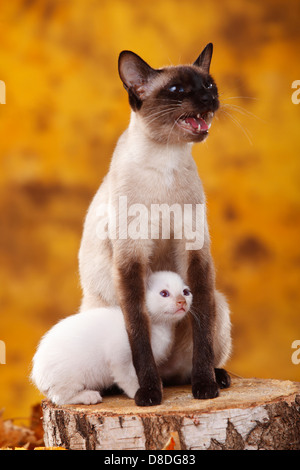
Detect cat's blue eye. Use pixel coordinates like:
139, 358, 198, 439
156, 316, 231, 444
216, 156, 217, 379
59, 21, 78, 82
160, 290, 170, 297
169, 85, 184, 93
183, 289, 191, 296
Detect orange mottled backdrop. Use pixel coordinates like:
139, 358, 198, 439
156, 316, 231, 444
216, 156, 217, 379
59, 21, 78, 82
0, 0, 300, 419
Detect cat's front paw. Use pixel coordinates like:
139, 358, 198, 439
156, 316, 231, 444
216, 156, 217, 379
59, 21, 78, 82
215, 368, 231, 389
134, 386, 162, 406
192, 381, 219, 400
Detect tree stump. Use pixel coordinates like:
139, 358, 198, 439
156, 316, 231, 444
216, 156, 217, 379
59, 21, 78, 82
42, 377, 300, 450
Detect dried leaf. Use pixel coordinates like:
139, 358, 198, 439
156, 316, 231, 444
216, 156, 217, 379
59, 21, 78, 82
0, 404, 44, 450
34, 447, 66, 450
162, 431, 181, 450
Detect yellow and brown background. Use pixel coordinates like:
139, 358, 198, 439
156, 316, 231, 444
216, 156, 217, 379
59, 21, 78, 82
0, 0, 299, 420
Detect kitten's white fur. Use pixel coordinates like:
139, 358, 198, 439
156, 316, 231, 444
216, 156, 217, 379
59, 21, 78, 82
31, 271, 192, 405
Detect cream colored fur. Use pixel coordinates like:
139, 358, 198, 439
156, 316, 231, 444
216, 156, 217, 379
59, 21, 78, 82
78, 111, 231, 382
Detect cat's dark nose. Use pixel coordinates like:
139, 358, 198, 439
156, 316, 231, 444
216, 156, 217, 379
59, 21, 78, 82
202, 93, 213, 105
200, 92, 219, 111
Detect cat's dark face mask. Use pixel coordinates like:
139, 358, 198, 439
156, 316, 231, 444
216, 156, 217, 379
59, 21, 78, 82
118, 44, 219, 144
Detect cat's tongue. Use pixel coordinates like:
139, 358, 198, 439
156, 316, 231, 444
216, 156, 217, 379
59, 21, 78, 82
185, 116, 208, 131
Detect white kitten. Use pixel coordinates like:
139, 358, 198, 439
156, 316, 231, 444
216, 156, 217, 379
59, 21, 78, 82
31, 271, 192, 405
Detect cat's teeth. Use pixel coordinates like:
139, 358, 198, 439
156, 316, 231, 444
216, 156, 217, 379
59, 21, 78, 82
197, 114, 201, 119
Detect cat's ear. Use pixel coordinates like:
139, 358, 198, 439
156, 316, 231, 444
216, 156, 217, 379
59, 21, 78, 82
118, 51, 158, 110
193, 43, 213, 74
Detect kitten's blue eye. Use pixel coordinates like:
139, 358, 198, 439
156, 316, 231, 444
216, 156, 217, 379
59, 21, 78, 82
183, 289, 191, 296
169, 85, 184, 93
160, 290, 170, 297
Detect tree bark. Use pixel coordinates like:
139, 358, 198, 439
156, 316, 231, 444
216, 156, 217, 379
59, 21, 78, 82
42, 377, 300, 450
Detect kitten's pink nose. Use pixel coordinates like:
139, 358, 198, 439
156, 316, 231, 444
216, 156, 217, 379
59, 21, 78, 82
176, 295, 187, 308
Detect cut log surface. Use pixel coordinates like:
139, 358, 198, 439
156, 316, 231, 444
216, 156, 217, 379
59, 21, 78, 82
42, 378, 300, 450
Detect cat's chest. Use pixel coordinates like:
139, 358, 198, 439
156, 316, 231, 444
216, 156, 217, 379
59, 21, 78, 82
119, 165, 203, 206
150, 324, 173, 362
110, 137, 205, 205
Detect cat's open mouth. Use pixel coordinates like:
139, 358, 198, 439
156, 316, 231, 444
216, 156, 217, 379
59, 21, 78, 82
177, 111, 214, 135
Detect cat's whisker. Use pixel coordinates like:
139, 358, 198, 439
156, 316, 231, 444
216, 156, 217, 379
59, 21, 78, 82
147, 102, 182, 109
166, 112, 187, 149
221, 108, 253, 143
146, 105, 182, 120
220, 108, 253, 145
146, 112, 181, 127
146, 103, 181, 113
145, 106, 182, 126
220, 102, 265, 123
155, 98, 183, 104
146, 111, 177, 123
146, 102, 182, 111
221, 95, 258, 101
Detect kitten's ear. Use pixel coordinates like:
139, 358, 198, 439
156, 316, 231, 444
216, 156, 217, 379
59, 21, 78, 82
193, 43, 213, 74
118, 51, 158, 110
145, 266, 153, 287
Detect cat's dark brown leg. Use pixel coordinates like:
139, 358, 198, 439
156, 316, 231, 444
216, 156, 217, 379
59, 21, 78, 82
116, 259, 162, 406
187, 251, 219, 399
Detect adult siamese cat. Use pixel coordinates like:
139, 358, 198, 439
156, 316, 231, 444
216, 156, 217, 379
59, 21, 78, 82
79, 43, 232, 406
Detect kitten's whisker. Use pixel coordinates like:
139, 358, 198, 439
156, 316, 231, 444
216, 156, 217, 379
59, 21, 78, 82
188, 307, 201, 328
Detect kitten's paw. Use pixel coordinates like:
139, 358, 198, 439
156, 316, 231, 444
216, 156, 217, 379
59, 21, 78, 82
68, 390, 103, 405
215, 368, 231, 389
134, 387, 162, 407
192, 381, 219, 400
